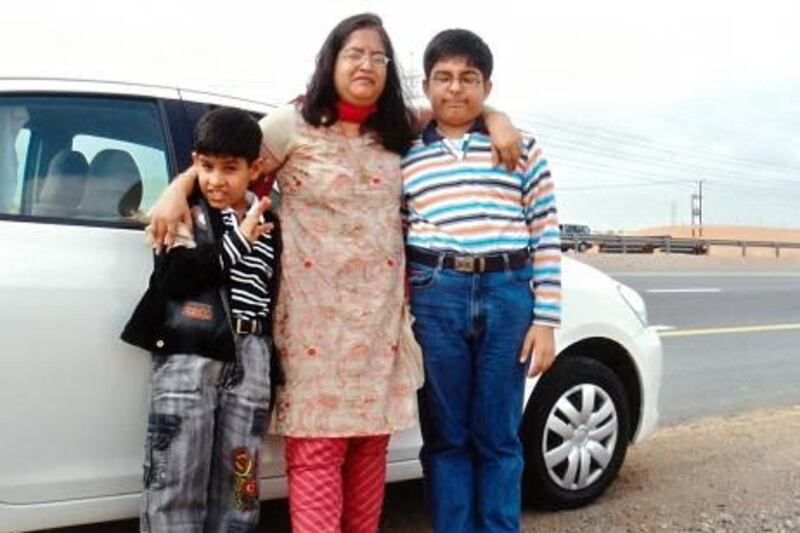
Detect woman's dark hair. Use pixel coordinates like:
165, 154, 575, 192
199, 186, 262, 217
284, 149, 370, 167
302, 13, 416, 155
423, 29, 494, 81
193, 107, 262, 163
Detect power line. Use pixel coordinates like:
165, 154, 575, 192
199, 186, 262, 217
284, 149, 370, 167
703, 180, 800, 199
559, 180, 693, 191
524, 112, 795, 171
557, 159, 800, 195
520, 110, 799, 175
555, 159, 697, 184
542, 134, 799, 186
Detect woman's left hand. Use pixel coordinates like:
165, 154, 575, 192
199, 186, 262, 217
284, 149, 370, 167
485, 111, 522, 171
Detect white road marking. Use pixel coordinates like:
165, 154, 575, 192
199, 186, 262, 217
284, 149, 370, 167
646, 288, 722, 294
658, 323, 800, 337
651, 324, 676, 332
612, 271, 800, 277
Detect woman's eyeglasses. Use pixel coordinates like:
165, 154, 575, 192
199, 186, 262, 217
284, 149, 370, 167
340, 49, 391, 68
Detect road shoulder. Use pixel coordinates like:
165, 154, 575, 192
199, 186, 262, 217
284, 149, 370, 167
523, 405, 800, 531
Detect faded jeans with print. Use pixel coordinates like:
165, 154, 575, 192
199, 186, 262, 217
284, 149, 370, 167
409, 258, 533, 533
140, 335, 271, 533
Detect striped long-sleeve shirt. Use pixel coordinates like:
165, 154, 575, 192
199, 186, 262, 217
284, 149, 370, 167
402, 121, 561, 326
166, 192, 279, 321
217, 204, 278, 320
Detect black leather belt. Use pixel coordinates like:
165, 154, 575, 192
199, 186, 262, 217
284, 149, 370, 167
407, 247, 530, 273
232, 316, 267, 335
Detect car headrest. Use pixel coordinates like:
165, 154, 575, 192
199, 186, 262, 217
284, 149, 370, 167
82, 149, 143, 218
38, 150, 89, 208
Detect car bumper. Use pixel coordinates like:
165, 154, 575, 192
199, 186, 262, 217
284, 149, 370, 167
631, 325, 663, 443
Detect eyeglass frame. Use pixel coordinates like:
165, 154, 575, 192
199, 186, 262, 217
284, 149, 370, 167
428, 72, 484, 88
338, 48, 392, 68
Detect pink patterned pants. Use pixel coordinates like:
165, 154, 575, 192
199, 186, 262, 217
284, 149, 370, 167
284, 434, 391, 533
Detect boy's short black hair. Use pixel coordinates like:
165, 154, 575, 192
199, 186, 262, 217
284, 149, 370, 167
193, 107, 262, 163
423, 29, 494, 81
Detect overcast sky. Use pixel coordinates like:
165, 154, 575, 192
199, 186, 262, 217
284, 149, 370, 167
3, 0, 798, 230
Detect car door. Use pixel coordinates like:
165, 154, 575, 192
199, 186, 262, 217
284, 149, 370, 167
0, 89, 178, 505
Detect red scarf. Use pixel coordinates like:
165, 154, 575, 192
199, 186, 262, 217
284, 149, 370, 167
336, 100, 377, 124
250, 173, 275, 199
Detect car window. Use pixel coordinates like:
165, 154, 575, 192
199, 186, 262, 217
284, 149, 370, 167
0, 95, 171, 225
73, 134, 168, 215
561, 225, 590, 234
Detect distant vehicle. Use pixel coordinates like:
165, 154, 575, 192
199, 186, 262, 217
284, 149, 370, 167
560, 223, 593, 252
0, 78, 662, 530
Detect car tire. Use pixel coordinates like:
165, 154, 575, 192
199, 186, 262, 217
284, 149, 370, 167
521, 356, 631, 509
577, 242, 589, 253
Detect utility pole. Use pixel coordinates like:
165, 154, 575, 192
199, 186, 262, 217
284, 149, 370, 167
698, 180, 703, 237
690, 179, 703, 237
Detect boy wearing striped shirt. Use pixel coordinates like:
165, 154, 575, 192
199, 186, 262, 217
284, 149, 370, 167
403, 29, 561, 532
122, 108, 280, 532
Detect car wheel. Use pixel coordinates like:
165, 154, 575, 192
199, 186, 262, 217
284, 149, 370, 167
521, 356, 631, 509
577, 242, 589, 253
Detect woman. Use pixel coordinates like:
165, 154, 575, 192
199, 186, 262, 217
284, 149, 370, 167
149, 13, 519, 532
257, 14, 417, 533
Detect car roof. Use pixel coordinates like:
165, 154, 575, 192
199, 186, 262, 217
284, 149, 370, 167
0, 77, 277, 114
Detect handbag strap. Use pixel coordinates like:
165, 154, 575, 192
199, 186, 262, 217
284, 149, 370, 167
197, 200, 235, 333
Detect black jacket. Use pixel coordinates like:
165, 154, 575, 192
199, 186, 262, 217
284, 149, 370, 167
121, 200, 281, 362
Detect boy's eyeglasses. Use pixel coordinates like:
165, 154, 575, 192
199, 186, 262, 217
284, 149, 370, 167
429, 74, 483, 88
339, 49, 391, 68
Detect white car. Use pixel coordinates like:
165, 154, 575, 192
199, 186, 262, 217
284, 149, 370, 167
0, 78, 662, 531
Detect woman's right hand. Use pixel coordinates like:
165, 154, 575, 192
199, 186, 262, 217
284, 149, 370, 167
147, 168, 197, 253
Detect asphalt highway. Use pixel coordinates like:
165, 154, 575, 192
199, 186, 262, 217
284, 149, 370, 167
610, 267, 800, 424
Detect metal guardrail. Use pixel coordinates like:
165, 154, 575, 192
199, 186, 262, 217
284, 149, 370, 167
560, 234, 800, 257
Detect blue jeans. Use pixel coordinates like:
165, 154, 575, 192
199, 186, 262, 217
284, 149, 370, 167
141, 335, 271, 533
409, 258, 533, 533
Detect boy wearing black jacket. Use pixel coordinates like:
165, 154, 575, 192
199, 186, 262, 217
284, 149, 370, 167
122, 107, 280, 532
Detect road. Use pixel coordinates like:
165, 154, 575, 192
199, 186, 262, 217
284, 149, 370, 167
604, 262, 800, 425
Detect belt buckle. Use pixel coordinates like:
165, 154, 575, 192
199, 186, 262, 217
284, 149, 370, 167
234, 318, 259, 335
453, 255, 475, 273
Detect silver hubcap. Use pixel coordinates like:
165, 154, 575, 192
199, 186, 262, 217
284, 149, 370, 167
542, 383, 618, 491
